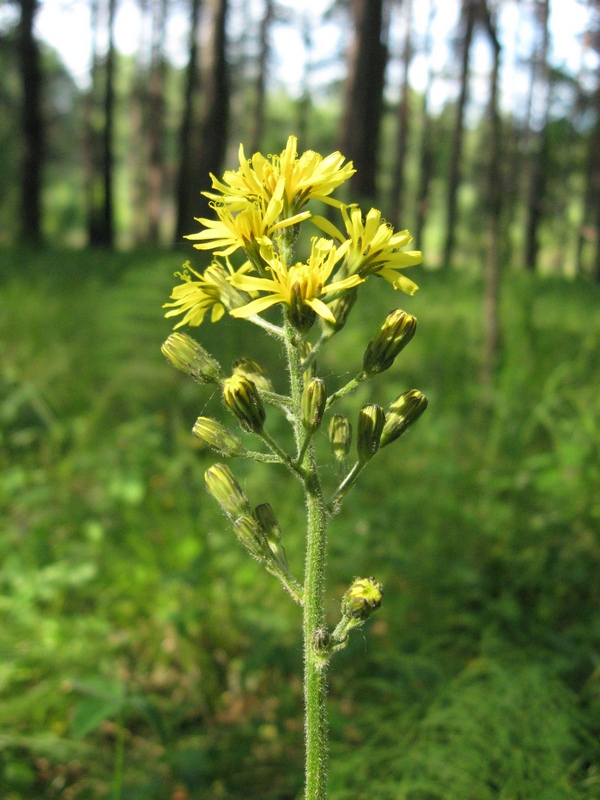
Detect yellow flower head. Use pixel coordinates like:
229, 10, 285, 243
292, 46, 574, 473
313, 205, 422, 295
185, 179, 309, 261
164, 259, 253, 328
229, 237, 362, 331
205, 135, 355, 216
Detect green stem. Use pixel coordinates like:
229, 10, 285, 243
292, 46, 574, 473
283, 316, 329, 800
326, 461, 365, 514
325, 372, 367, 410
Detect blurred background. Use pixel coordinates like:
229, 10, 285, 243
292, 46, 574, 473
1, 0, 600, 798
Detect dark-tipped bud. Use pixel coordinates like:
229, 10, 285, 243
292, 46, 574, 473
362, 309, 417, 376
254, 502, 288, 571
299, 341, 317, 385
321, 287, 358, 334
301, 378, 327, 434
232, 357, 273, 392
233, 515, 267, 560
312, 627, 331, 654
205, 463, 251, 519
222, 374, 266, 433
193, 417, 246, 457
380, 390, 428, 448
342, 577, 383, 621
329, 415, 351, 461
162, 333, 222, 384
356, 403, 385, 463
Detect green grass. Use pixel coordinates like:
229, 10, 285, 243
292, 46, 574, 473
1, 248, 599, 799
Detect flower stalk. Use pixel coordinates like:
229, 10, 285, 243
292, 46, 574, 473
161, 135, 428, 800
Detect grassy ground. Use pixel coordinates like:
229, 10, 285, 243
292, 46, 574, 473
1, 248, 600, 799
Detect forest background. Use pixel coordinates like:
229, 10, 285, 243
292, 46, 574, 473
1, 0, 600, 798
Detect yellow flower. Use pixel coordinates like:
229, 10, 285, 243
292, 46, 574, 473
229, 237, 362, 330
163, 259, 253, 328
313, 205, 422, 295
185, 179, 309, 258
205, 135, 355, 215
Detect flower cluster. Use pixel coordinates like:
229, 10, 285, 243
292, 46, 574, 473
164, 135, 423, 333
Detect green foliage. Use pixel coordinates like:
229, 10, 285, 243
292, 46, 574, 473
1, 250, 599, 798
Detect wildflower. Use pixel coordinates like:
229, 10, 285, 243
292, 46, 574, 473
380, 389, 428, 448
301, 378, 327, 434
342, 577, 383, 620
205, 463, 252, 519
313, 205, 422, 294
161, 332, 223, 383
329, 415, 352, 461
164, 259, 253, 328
362, 309, 417, 376
229, 237, 362, 331
193, 417, 246, 457
222, 374, 266, 433
205, 135, 355, 216
185, 179, 310, 260
356, 404, 385, 463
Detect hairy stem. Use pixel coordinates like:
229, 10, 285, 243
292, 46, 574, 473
284, 316, 329, 799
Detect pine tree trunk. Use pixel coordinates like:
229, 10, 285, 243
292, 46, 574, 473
415, 0, 436, 250
148, 0, 168, 243
17, 0, 44, 245
443, 0, 476, 268
390, 0, 413, 228
338, 0, 389, 202
249, 0, 273, 154
97, 0, 116, 247
523, 0, 550, 272
174, 0, 202, 242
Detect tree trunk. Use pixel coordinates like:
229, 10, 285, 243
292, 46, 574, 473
442, 0, 476, 268
174, 0, 203, 242
389, 0, 413, 228
338, 0, 389, 202
480, 0, 503, 384
17, 0, 44, 245
148, 0, 168, 243
415, 0, 436, 249
523, 0, 550, 271
99, 0, 116, 248
249, 0, 274, 154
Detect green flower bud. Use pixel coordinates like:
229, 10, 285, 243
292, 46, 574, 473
233, 515, 269, 560
161, 333, 222, 384
312, 627, 331, 654
299, 341, 317, 385
289, 283, 317, 332
356, 403, 385, 463
204, 263, 253, 312
321, 287, 358, 334
329, 415, 352, 461
193, 417, 246, 457
232, 358, 273, 393
205, 463, 251, 519
301, 378, 327, 434
380, 389, 428, 448
342, 577, 383, 621
362, 309, 417, 376
254, 502, 288, 571
222, 374, 266, 433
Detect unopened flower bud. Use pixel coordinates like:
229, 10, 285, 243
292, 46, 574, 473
356, 403, 385, 463
205, 463, 251, 519
362, 309, 417, 376
342, 577, 383, 621
380, 389, 428, 448
299, 341, 317, 385
312, 627, 331, 654
232, 358, 272, 392
233, 515, 267, 560
329, 415, 351, 461
222, 374, 266, 433
162, 333, 222, 383
301, 378, 327, 434
289, 282, 317, 332
193, 417, 246, 457
204, 263, 253, 312
321, 287, 358, 333
254, 502, 288, 571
